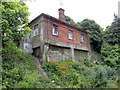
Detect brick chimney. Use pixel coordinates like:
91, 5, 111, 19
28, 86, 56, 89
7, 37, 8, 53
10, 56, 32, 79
58, 8, 65, 22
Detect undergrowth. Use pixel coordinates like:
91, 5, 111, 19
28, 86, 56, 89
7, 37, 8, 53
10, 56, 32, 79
43, 59, 119, 88
2, 45, 56, 88
2, 43, 119, 88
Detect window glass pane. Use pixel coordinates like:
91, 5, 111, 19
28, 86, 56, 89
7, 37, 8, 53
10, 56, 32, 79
34, 24, 38, 36
54, 28, 58, 34
34, 24, 38, 30
53, 25, 58, 36
69, 31, 73, 39
81, 34, 84, 42
31, 27, 34, 37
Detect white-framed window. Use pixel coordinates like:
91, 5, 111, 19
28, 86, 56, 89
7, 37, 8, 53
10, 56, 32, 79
81, 34, 84, 42
34, 24, 38, 36
53, 25, 58, 36
69, 30, 73, 40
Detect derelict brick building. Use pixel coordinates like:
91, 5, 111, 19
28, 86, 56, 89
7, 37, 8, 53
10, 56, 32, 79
21, 8, 91, 62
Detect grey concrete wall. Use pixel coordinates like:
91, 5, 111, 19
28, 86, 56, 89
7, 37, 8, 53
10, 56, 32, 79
74, 49, 88, 60
46, 45, 72, 62
29, 16, 44, 49
45, 44, 89, 62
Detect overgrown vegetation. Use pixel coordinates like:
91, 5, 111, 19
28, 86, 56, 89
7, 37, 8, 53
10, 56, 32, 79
101, 15, 120, 68
2, 2, 31, 47
2, 1, 119, 89
2, 43, 56, 88
65, 15, 76, 25
77, 19, 103, 53
2, 49, 119, 88
43, 60, 119, 88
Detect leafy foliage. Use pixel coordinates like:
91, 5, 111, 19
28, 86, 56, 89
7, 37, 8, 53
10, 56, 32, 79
2, 43, 56, 88
101, 15, 120, 68
77, 19, 103, 53
43, 59, 118, 88
65, 15, 76, 25
2, 2, 119, 89
103, 15, 120, 46
2, 2, 56, 88
2, 2, 31, 46
101, 44, 119, 68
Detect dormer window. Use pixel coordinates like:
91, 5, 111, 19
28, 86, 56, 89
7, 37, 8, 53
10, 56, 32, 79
53, 25, 58, 36
81, 34, 84, 42
69, 30, 73, 40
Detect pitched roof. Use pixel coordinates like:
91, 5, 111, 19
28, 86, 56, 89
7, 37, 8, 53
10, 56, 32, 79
29, 13, 87, 33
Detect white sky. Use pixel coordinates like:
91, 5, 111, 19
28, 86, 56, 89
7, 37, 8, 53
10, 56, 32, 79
26, 0, 119, 30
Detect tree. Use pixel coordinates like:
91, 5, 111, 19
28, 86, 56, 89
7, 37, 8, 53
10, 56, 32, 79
77, 19, 103, 53
101, 15, 120, 68
2, 2, 31, 47
101, 44, 119, 68
65, 15, 76, 25
103, 15, 120, 46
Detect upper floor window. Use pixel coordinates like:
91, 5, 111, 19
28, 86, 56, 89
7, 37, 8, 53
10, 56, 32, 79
29, 31, 31, 39
34, 24, 38, 36
53, 25, 58, 36
81, 34, 84, 42
69, 30, 73, 40
30, 27, 34, 38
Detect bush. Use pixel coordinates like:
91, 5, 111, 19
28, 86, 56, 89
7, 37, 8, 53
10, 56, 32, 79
2, 43, 56, 88
43, 59, 118, 88
101, 44, 120, 68
2, 43, 118, 88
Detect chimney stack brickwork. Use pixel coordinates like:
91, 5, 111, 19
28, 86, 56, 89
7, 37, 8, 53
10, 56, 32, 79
59, 8, 65, 22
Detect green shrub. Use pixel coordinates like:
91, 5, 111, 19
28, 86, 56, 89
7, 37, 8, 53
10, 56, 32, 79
43, 60, 118, 88
2, 44, 56, 88
2, 42, 118, 88
101, 44, 120, 68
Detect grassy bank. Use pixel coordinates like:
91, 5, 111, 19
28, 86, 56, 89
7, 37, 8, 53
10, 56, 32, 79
2, 47, 119, 88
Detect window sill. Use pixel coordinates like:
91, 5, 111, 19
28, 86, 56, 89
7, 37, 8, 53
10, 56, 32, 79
52, 34, 58, 37
69, 38, 73, 41
32, 35, 39, 38
81, 41, 84, 43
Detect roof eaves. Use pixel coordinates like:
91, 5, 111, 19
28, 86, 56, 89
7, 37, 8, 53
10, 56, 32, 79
28, 13, 87, 33
28, 13, 45, 26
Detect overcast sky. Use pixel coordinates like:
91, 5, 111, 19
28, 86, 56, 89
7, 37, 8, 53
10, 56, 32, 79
26, 0, 119, 30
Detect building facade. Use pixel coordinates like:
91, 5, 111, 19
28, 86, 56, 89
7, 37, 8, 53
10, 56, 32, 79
21, 8, 91, 63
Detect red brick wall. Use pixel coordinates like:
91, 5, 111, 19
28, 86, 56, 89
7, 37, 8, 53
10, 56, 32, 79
43, 17, 90, 49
